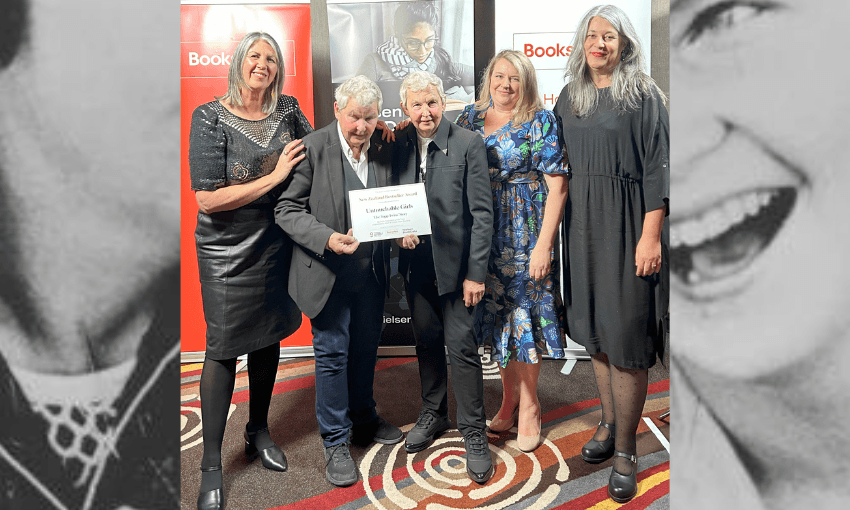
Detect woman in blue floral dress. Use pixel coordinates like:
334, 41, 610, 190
456, 50, 568, 452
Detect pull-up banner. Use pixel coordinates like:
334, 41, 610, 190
180, 3, 315, 354
495, 0, 651, 110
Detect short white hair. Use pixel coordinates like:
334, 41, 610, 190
335, 75, 383, 111
400, 71, 446, 106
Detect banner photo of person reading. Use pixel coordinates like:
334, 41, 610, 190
180, 2, 315, 356
328, 0, 475, 128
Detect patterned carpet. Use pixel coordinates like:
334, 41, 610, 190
181, 354, 669, 509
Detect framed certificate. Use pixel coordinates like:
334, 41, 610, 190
349, 183, 432, 242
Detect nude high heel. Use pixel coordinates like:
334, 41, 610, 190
488, 406, 518, 434
517, 413, 541, 452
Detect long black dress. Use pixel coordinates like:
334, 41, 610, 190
189, 94, 312, 359
554, 86, 669, 370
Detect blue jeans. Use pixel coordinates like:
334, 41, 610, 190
311, 275, 385, 447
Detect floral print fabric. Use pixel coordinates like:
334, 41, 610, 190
456, 105, 568, 366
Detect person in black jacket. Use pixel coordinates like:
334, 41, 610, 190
392, 71, 494, 484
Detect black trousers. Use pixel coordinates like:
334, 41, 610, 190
406, 256, 486, 436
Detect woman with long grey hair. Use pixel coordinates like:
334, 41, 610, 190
189, 31, 311, 510
554, 4, 668, 504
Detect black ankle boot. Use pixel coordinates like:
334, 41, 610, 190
245, 427, 288, 472
197, 465, 223, 510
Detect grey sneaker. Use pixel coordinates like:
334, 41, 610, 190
324, 442, 357, 487
352, 415, 403, 446
405, 409, 451, 453
463, 430, 493, 484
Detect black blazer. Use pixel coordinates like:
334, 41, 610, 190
393, 118, 493, 295
275, 122, 393, 318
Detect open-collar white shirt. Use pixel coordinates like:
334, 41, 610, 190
416, 132, 434, 182
337, 121, 370, 187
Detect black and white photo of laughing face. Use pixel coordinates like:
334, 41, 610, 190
670, 0, 850, 378
0, 0, 179, 372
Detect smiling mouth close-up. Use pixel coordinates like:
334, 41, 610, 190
670, 130, 804, 303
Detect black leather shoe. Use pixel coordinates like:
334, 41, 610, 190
244, 429, 288, 472
197, 466, 223, 510
608, 451, 638, 503
324, 442, 358, 487
463, 430, 494, 484
581, 422, 615, 464
352, 415, 404, 446
405, 409, 451, 453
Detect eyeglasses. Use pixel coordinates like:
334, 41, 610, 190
403, 38, 437, 51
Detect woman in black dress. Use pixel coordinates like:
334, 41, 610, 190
189, 32, 310, 510
554, 5, 668, 504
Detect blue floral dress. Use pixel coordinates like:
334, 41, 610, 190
456, 105, 568, 366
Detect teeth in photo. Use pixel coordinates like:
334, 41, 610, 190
671, 190, 774, 248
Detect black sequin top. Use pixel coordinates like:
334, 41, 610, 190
190, 94, 313, 192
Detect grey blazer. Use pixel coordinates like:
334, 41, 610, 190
393, 118, 493, 295
274, 122, 393, 318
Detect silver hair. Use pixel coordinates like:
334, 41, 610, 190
475, 49, 543, 126
335, 75, 383, 111
218, 32, 285, 115
399, 71, 446, 106
565, 5, 666, 117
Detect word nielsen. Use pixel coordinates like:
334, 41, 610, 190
524, 43, 572, 58
188, 52, 232, 66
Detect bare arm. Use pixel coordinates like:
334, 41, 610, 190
195, 140, 305, 214
529, 173, 568, 281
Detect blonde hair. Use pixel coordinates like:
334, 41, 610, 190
475, 50, 543, 126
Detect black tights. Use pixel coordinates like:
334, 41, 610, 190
198, 343, 280, 489
589, 352, 648, 476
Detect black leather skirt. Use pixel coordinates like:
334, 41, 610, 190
195, 205, 301, 359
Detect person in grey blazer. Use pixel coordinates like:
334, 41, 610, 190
274, 76, 403, 487
392, 71, 495, 484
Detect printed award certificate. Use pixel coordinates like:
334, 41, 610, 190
349, 183, 432, 242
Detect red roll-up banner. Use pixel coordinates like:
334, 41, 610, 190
180, 4, 315, 354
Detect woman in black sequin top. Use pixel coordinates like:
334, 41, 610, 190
188, 32, 312, 510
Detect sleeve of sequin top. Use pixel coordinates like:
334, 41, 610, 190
189, 103, 228, 191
